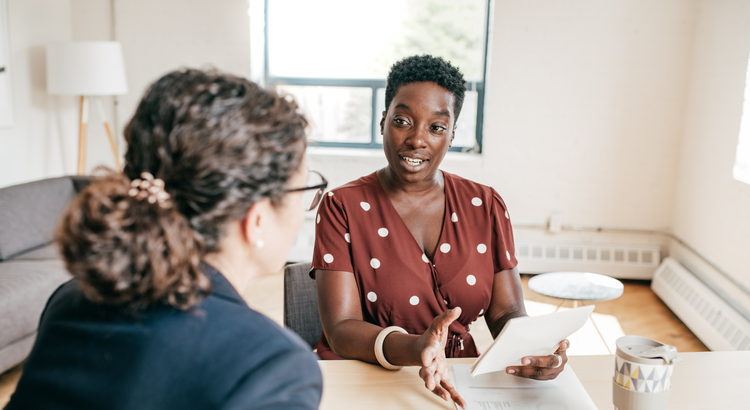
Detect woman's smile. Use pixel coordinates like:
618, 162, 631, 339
399, 153, 429, 170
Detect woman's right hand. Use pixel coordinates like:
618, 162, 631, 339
416, 308, 468, 409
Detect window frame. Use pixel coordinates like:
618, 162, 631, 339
262, 0, 491, 153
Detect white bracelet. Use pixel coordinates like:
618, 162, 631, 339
374, 326, 408, 370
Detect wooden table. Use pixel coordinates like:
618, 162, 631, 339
319, 352, 750, 410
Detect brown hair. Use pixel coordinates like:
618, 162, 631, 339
57, 68, 308, 310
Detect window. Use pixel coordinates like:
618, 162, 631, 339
259, 0, 491, 152
735, 53, 750, 184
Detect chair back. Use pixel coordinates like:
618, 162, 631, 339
283, 262, 322, 348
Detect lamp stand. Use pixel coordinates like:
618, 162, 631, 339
76, 95, 122, 175
77, 95, 87, 175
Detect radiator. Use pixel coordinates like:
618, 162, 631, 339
516, 241, 661, 279
651, 257, 750, 351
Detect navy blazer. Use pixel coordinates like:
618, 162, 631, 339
5, 264, 322, 409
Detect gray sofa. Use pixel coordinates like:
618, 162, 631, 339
0, 176, 89, 374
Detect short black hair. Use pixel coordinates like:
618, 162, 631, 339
384, 55, 467, 122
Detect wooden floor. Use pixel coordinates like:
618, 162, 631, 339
0, 272, 706, 407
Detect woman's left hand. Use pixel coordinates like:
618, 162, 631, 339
505, 339, 569, 380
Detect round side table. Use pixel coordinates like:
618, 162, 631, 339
528, 271, 624, 353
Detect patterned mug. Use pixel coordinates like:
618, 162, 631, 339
613, 336, 682, 410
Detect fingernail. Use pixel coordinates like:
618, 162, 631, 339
507, 368, 515, 374
522, 358, 530, 365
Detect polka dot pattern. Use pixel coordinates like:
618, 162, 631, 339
310, 172, 518, 358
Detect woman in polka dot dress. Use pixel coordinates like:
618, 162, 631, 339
311, 55, 569, 408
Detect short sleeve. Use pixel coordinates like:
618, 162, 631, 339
490, 189, 518, 272
311, 192, 353, 277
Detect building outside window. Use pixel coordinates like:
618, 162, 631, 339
257, 0, 491, 152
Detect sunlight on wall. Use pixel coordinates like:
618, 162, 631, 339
733, 55, 750, 185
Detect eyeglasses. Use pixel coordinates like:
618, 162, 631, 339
285, 169, 328, 211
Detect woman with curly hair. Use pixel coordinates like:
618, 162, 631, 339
6, 69, 324, 409
312, 55, 569, 408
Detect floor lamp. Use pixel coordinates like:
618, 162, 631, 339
46, 42, 128, 175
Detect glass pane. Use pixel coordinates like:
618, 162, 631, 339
375, 88, 385, 144
453, 91, 478, 149
277, 85, 372, 143
268, 0, 487, 81
375, 88, 477, 148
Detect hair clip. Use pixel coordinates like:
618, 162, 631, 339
128, 172, 171, 208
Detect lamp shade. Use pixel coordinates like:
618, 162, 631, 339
46, 41, 128, 95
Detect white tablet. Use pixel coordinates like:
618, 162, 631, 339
470, 305, 594, 377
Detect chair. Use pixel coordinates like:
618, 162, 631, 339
283, 262, 322, 348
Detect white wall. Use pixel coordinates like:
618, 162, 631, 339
0, 0, 76, 188
69, 0, 120, 175
481, 0, 695, 230
0, 0, 252, 188
310, 0, 697, 234
672, 0, 750, 290
113, 0, 251, 137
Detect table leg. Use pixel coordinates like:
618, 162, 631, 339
553, 298, 567, 312
578, 301, 612, 354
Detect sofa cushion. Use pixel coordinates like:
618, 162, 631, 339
0, 332, 36, 375
12, 244, 60, 261
0, 177, 77, 261
0, 260, 72, 348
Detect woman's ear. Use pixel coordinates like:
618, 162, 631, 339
241, 197, 273, 249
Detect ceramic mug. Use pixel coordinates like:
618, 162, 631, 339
613, 336, 682, 410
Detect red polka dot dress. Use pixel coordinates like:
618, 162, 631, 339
311, 171, 518, 359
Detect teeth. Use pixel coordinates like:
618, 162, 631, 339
403, 157, 424, 165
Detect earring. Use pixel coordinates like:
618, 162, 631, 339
255, 239, 265, 249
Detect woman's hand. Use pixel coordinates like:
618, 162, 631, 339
505, 339, 569, 380
416, 308, 468, 409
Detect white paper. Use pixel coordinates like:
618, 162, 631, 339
451, 363, 598, 410
470, 305, 594, 377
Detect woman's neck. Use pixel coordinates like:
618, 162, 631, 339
378, 167, 444, 196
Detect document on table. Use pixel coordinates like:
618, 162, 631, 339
470, 305, 594, 377
450, 363, 598, 410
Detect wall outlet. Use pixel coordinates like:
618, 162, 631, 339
548, 212, 562, 233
